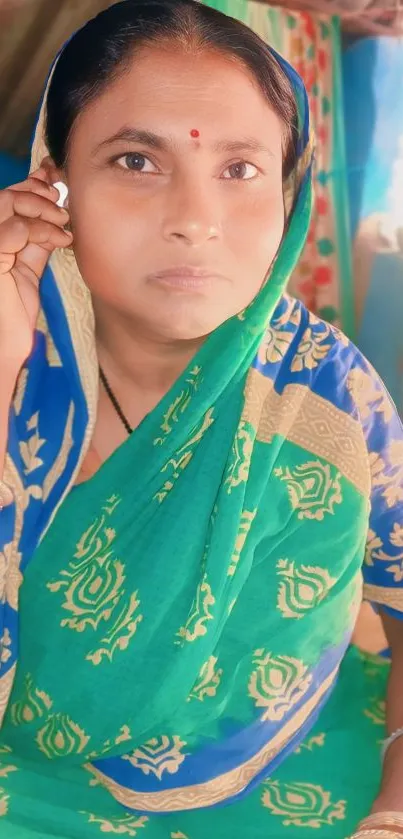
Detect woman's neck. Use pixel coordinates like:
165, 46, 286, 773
94, 307, 204, 398
88, 304, 207, 469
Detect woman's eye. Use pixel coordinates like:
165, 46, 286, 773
116, 153, 158, 173
222, 161, 258, 180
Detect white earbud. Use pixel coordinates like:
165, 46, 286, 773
53, 181, 69, 208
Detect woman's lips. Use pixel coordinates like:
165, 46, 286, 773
148, 266, 223, 291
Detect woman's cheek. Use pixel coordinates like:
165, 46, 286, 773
233, 200, 284, 264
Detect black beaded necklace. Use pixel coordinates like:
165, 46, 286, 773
99, 366, 133, 436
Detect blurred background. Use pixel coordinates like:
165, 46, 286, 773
0, 0, 402, 422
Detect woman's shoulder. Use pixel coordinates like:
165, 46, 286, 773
262, 292, 355, 368
255, 293, 397, 428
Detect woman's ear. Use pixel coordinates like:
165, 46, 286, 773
39, 156, 69, 208
39, 155, 60, 184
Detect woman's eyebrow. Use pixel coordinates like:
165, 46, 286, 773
93, 127, 171, 153
213, 138, 275, 157
93, 127, 274, 157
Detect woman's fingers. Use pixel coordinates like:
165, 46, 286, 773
0, 189, 69, 227
11, 177, 60, 203
0, 215, 72, 275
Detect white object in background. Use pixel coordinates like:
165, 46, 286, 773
53, 181, 68, 208
383, 135, 403, 247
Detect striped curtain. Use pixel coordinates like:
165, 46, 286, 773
204, 0, 353, 335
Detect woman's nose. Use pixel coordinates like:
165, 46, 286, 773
161, 176, 221, 246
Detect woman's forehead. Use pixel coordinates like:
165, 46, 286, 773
72, 46, 284, 151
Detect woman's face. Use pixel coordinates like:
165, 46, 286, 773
62, 45, 285, 341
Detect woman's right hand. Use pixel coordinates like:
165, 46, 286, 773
0, 166, 72, 372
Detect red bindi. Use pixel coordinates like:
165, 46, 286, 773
190, 129, 200, 138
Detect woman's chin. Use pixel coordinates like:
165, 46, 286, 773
148, 318, 216, 344
142, 302, 236, 344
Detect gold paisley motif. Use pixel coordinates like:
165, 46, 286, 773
10, 673, 52, 726
0, 550, 5, 602
13, 368, 29, 416
19, 412, 46, 475
388, 564, 403, 584
383, 485, 403, 509
365, 524, 403, 582
154, 367, 202, 445
171, 834, 190, 839
262, 780, 346, 827
36, 713, 90, 759
3, 446, 42, 521
87, 725, 132, 760
87, 591, 143, 666
225, 421, 255, 494
388, 522, 403, 549
387, 523, 403, 582
80, 812, 148, 835
154, 409, 214, 503
274, 461, 342, 521
295, 733, 325, 754
276, 558, 336, 618
123, 736, 187, 780
291, 325, 332, 372
364, 698, 386, 726
0, 629, 11, 665
228, 509, 257, 576
3, 453, 35, 561
36, 309, 62, 367
176, 575, 215, 644
47, 495, 143, 665
384, 443, 403, 502
0, 789, 10, 817
370, 452, 387, 484
5, 453, 42, 515
365, 528, 384, 566
270, 295, 301, 330
0, 763, 17, 780
258, 326, 295, 366
0, 744, 17, 780
0, 664, 16, 728
248, 650, 312, 721
1, 542, 22, 612
347, 368, 393, 423
188, 656, 223, 702
368, 451, 403, 510
114, 725, 131, 745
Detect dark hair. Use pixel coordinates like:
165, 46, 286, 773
46, 0, 298, 176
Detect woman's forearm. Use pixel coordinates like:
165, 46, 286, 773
0, 364, 18, 503
373, 740, 403, 813
372, 614, 403, 812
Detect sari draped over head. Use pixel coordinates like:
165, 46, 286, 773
1, 35, 403, 820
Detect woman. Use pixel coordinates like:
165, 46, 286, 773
0, 2, 402, 837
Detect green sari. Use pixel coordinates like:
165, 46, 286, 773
1, 10, 403, 839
